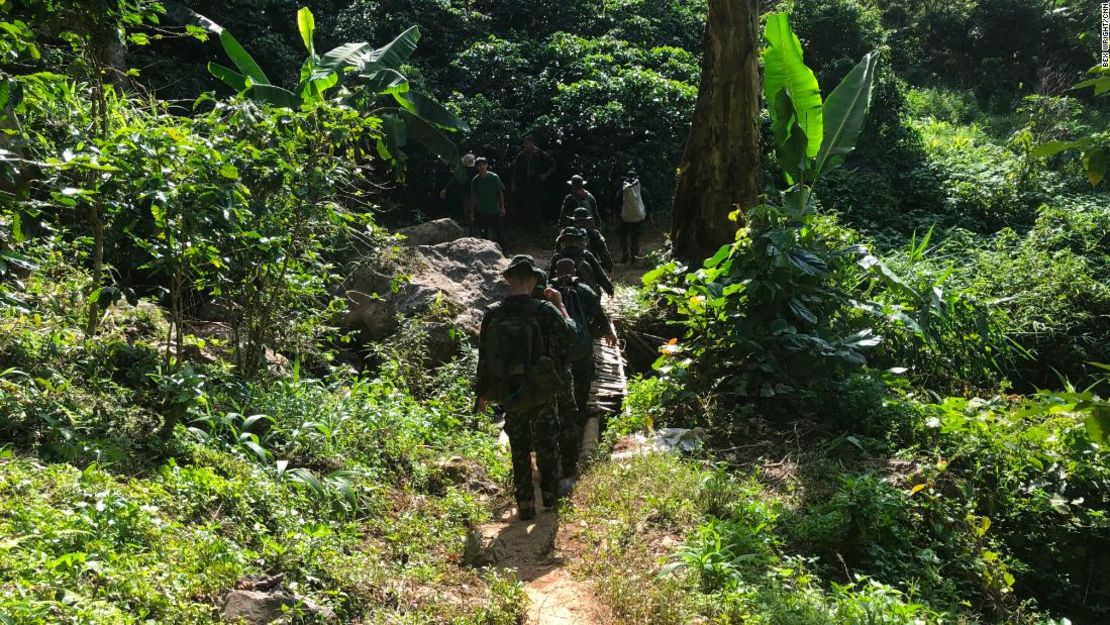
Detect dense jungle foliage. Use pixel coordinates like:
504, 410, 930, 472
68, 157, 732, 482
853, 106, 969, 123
1, 0, 1108, 624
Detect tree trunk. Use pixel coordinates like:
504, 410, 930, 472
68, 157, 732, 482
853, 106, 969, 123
671, 0, 762, 264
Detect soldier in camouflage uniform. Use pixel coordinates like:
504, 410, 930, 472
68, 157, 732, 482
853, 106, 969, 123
559, 175, 602, 227
569, 207, 614, 278
533, 268, 582, 480
550, 227, 614, 298
476, 255, 578, 521
552, 258, 617, 476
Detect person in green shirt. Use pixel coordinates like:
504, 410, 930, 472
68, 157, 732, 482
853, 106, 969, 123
470, 157, 507, 252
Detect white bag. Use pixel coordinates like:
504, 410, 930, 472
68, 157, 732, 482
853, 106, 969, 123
621, 180, 646, 223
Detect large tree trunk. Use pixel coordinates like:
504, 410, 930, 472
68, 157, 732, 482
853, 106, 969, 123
671, 0, 762, 264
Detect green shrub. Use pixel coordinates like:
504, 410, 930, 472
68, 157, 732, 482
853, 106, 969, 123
906, 87, 984, 125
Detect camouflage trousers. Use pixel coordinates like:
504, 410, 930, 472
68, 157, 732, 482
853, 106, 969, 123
572, 357, 596, 416
561, 358, 596, 475
504, 403, 561, 506
558, 371, 580, 477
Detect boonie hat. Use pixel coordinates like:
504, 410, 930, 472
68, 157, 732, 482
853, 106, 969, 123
557, 227, 587, 243
572, 207, 593, 222
503, 254, 545, 281
567, 174, 588, 187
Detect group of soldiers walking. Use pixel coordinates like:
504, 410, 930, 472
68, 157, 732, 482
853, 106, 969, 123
461, 136, 658, 521
441, 137, 655, 262
474, 166, 654, 519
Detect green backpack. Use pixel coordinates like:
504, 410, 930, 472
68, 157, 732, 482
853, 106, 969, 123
479, 298, 564, 410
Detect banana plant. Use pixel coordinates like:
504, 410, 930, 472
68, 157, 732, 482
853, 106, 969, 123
763, 12, 879, 216
195, 7, 468, 172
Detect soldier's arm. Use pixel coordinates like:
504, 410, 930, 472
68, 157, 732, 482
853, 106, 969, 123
593, 231, 614, 273
475, 314, 491, 401
588, 289, 617, 344
587, 252, 614, 296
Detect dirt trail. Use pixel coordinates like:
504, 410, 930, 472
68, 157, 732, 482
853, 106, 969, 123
478, 224, 637, 624
483, 416, 610, 625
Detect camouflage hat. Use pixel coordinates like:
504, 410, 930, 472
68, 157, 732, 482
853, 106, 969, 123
534, 268, 549, 290
567, 174, 588, 187
571, 207, 593, 223
557, 226, 587, 242
502, 254, 544, 281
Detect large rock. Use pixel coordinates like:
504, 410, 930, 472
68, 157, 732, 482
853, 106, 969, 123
221, 590, 294, 624
433, 455, 501, 497
397, 218, 465, 246
463, 527, 509, 567
343, 237, 509, 341
221, 588, 334, 624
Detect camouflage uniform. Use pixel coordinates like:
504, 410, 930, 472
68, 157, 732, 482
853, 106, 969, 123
556, 276, 612, 476
572, 279, 609, 411
550, 228, 615, 297
478, 288, 577, 510
568, 208, 615, 276
559, 190, 602, 227
557, 363, 580, 477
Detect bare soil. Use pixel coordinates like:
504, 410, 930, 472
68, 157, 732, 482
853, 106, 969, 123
483, 417, 612, 625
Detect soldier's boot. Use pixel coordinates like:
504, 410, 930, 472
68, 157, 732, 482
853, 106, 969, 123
518, 499, 536, 521
542, 490, 558, 510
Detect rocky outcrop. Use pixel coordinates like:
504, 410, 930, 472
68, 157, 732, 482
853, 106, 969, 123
343, 236, 508, 343
221, 587, 334, 624
222, 590, 295, 624
397, 218, 466, 246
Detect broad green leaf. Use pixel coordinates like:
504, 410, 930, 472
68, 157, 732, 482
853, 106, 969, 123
241, 440, 270, 464
771, 84, 795, 150
361, 68, 409, 96
1085, 404, 1110, 445
703, 244, 731, 269
397, 108, 460, 168
297, 7, 315, 56
218, 28, 270, 86
300, 71, 339, 102
789, 298, 817, 324
1074, 75, 1110, 96
377, 113, 407, 164
815, 50, 879, 176
10, 212, 23, 243
392, 89, 470, 133
314, 42, 371, 78
778, 117, 809, 180
249, 84, 301, 109
361, 25, 421, 72
763, 12, 822, 159
208, 62, 247, 91
782, 186, 814, 217
1082, 148, 1108, 186
241, 414, 273, 432
1031, 138, 1087, 158
0, 250, 38, 271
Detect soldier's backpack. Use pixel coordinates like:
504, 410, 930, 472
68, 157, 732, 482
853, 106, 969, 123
555, 280, 593, 361
621, 179, 646, 223
478, 298, 564, 410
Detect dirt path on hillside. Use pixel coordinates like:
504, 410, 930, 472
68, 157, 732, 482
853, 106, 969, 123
482, 417, 610, 625
474, 218, 645, 624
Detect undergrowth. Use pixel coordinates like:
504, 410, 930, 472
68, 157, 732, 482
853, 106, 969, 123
0, 264, 523, 624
